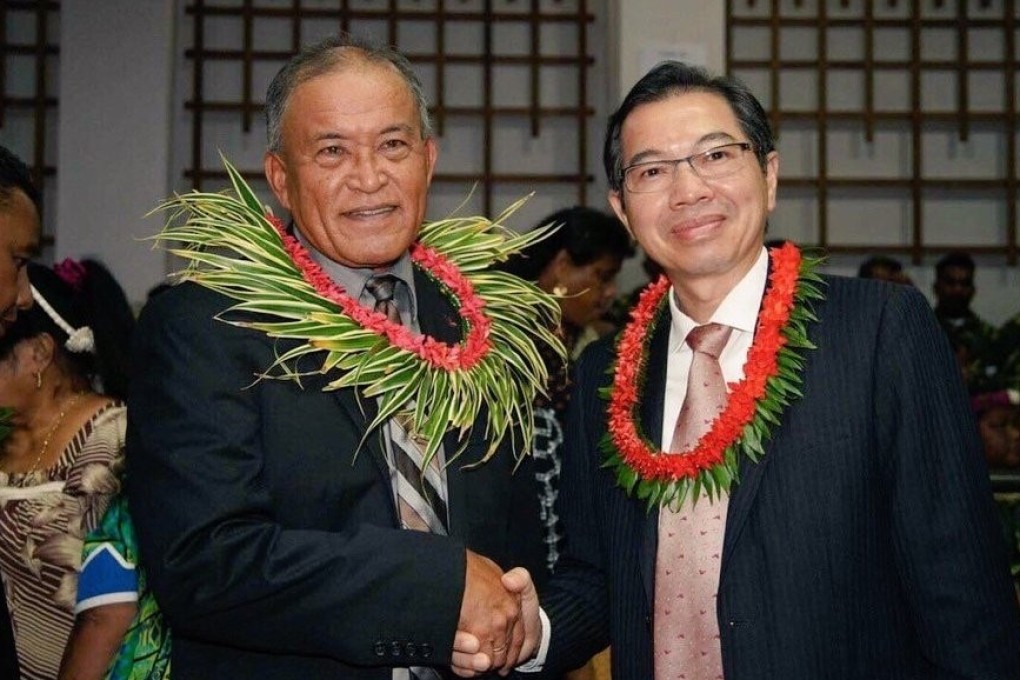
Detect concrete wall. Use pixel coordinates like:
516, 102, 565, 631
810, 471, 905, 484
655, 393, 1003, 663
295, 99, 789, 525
54, 0, 177, 306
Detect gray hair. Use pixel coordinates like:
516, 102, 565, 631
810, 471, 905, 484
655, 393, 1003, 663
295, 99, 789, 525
265, 33, 433, 152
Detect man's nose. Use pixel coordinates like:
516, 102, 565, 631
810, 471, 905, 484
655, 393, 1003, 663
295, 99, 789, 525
346, 149, 386, 192
15, 268, 32, 311
668, 161, 712, 204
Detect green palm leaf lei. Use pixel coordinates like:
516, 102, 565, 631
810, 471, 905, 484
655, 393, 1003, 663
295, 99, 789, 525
153, 157, 565, 467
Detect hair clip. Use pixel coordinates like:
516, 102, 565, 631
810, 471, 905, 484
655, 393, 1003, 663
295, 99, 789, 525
30, 285, 96, 354
54, 258, 87, 293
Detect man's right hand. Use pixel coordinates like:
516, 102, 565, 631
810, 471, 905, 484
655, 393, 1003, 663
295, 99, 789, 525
456, 550, 523, 676
452, 564, 542, 677
501, 567, 540, 663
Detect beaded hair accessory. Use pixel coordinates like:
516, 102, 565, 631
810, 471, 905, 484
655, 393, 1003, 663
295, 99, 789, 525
30, 284, 95, 354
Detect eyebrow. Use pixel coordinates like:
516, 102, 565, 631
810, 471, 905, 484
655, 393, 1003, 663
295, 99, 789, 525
311, 123, 417, 144
625, 131, 738, 167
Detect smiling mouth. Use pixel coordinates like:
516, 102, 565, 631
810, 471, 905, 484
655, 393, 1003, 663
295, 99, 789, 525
673, 214, 724, 237
345, 205, 396, 218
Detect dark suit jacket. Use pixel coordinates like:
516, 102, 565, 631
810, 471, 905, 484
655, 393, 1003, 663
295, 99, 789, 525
126, 271, 543, 679
539, 276, 1020, 679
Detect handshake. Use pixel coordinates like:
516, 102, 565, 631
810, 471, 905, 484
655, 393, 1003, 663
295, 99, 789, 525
452, 550, 543, 677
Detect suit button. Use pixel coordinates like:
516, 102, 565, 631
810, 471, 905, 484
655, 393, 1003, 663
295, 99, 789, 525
420, 643, 434, 659
644, 614, 652, 629
390, 641, 403, 657
373, 641, 386, 657
405, 642, 418, 658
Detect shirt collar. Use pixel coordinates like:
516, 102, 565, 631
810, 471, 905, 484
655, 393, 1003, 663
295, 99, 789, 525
294, 228, 418, 323
668, 246, 769, 352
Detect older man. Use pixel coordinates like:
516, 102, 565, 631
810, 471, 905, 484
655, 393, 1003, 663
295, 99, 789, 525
127, 36, 541, 679
508, 62, 1020, 679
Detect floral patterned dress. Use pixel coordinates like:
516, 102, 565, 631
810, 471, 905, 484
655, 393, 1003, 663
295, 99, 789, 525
77, 491, 171, 679
0, 403, 125, 680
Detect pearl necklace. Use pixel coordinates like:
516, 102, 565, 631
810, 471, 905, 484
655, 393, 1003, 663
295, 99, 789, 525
23, 392, 85, 478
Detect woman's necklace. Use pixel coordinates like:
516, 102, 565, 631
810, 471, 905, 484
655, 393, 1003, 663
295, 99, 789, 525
24, 391, 85, 477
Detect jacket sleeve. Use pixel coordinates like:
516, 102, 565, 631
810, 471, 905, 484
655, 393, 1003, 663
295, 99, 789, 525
125, 285, 466, 665
535, 341, 614, 675
875, 285, 1020, 676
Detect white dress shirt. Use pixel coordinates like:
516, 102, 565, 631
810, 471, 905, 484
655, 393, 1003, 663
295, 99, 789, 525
522, 246, 770, 672
660, 247, 769, 448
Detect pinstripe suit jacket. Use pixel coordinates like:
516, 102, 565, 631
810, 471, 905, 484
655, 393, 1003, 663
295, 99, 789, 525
538, 275, 1020, 680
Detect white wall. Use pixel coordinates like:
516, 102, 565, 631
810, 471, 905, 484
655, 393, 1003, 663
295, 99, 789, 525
55, 0, 177, 306
614, 0, 726, 94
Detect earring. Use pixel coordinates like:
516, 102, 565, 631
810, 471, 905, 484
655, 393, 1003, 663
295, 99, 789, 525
552, 284, 568, 297
35, 372, 42, 390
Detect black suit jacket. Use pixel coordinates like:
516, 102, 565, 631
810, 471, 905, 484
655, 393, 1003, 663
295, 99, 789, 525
539, 276, 1020, 679
126, 270, 543, 679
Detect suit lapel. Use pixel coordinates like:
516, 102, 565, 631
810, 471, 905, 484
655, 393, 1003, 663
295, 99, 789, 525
330, 382, 393, 503
638, 309, 671, 612
413, 267, 472, 542
721, 257, 806, 579
323, 267, 467, 531
720, 437, 775, 578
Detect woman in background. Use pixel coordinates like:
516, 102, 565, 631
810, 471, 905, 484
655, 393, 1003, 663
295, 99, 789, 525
0, 259, 133, 679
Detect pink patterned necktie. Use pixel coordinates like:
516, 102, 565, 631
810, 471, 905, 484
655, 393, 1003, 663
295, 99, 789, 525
654, 322, 732, 680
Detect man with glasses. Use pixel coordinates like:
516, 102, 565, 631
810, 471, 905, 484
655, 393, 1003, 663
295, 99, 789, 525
495, 61, 1020, 679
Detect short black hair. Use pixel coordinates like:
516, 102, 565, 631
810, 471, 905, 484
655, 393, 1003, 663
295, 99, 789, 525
0, 260, 135, 400
0, 145, 41, 216
858, 255, 904, 279
936, 251, 976, 279
603, 61, 775, 194
499, 206, 634, 281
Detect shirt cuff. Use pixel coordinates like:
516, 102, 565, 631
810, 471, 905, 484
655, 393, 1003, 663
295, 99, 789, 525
515, 607, 551, 673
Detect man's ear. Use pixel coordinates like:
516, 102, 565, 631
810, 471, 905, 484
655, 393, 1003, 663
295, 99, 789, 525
608, 190, 633, 239
764, 150, 779, 213
264, 151, 292, 211
423, 137, 439, 187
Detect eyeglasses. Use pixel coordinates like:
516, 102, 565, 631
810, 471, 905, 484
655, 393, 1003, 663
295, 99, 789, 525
622, 142, 754, 193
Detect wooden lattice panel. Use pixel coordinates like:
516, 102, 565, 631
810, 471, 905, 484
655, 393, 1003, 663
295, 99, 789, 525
182, 0, 597, 223
728, 0, 1019, 265
0, 0, 60, 250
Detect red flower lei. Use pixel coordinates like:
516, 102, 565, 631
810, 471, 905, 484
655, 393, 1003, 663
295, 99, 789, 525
604, 243, 823, 508
268, 215, 492, 371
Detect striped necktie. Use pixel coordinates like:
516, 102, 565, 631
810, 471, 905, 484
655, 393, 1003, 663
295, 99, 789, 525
366, 274, 449, 535
367, 275, 448, 680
